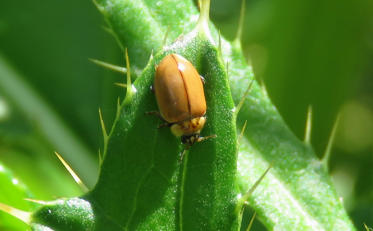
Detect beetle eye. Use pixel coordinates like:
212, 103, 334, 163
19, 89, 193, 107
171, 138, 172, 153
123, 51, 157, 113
181, 135, 189, 144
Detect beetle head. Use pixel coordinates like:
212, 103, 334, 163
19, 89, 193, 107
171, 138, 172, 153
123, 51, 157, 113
181, 134, 200, 147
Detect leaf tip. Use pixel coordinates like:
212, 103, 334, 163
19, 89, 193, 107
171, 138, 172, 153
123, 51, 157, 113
149, 49, 154, 62
237, 120, 248, 148
259, 78, 269, 96
101, 26, 114, 36
364, 223, 373, 231
304, 105, 313, 144
89, 58, 127, 74
162, 26, 171, 49
55, 151, 89, 192
124, 48, 135, 104
0, 202, 31, 224
234, 80, 254, 116
246, 211, 256, 231
322, 112, 341, 169
114, 82, 127, 88
98, 149, 103, 166
196, 0, 213, 41
235, 0, 246, 44
99, 108, 108, 140
24, 198, 47, 205
92, 0, 104, 13
237, 163, 272, 211
218, 30, 222, 54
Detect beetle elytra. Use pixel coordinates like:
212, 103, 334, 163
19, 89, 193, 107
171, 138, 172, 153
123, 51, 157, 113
151, 54, 215, 147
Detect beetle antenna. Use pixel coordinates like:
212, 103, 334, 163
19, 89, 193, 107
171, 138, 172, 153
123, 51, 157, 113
145, 111, 162, 119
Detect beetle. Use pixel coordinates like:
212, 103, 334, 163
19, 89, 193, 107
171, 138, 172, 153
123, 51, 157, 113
150, 54, 215, 148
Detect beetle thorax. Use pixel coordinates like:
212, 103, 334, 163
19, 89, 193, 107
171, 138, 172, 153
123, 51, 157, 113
170, 116, 206, 137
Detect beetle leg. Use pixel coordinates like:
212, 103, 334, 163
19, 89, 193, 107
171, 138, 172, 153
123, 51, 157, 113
158, 122, 172, 129
145, 111, 160, 115
197, 134, 217, 143
199, 75, 206, 84
179, 146, 190, 162
145, 111, 171, 128
145, 111, 163, 119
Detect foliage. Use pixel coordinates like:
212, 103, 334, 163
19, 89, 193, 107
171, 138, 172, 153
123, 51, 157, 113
0, 0, 371, 230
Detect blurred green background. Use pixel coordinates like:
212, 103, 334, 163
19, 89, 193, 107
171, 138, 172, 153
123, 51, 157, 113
0, 0, 372, 230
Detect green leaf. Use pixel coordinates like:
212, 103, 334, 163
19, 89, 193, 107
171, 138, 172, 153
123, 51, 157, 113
0, 54, 98, 187
87, 29, 239, 229
31, 30, 240, 231
89, 0, 355, 230
31, 198, 94, 231
28, 0, 356, 230
228, 45, 356, 230
0, 119, 88, 199
0, 162, 33, 231
93, 0, 200, 71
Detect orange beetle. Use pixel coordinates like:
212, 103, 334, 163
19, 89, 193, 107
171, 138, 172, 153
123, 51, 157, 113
153, 54, 214, 147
